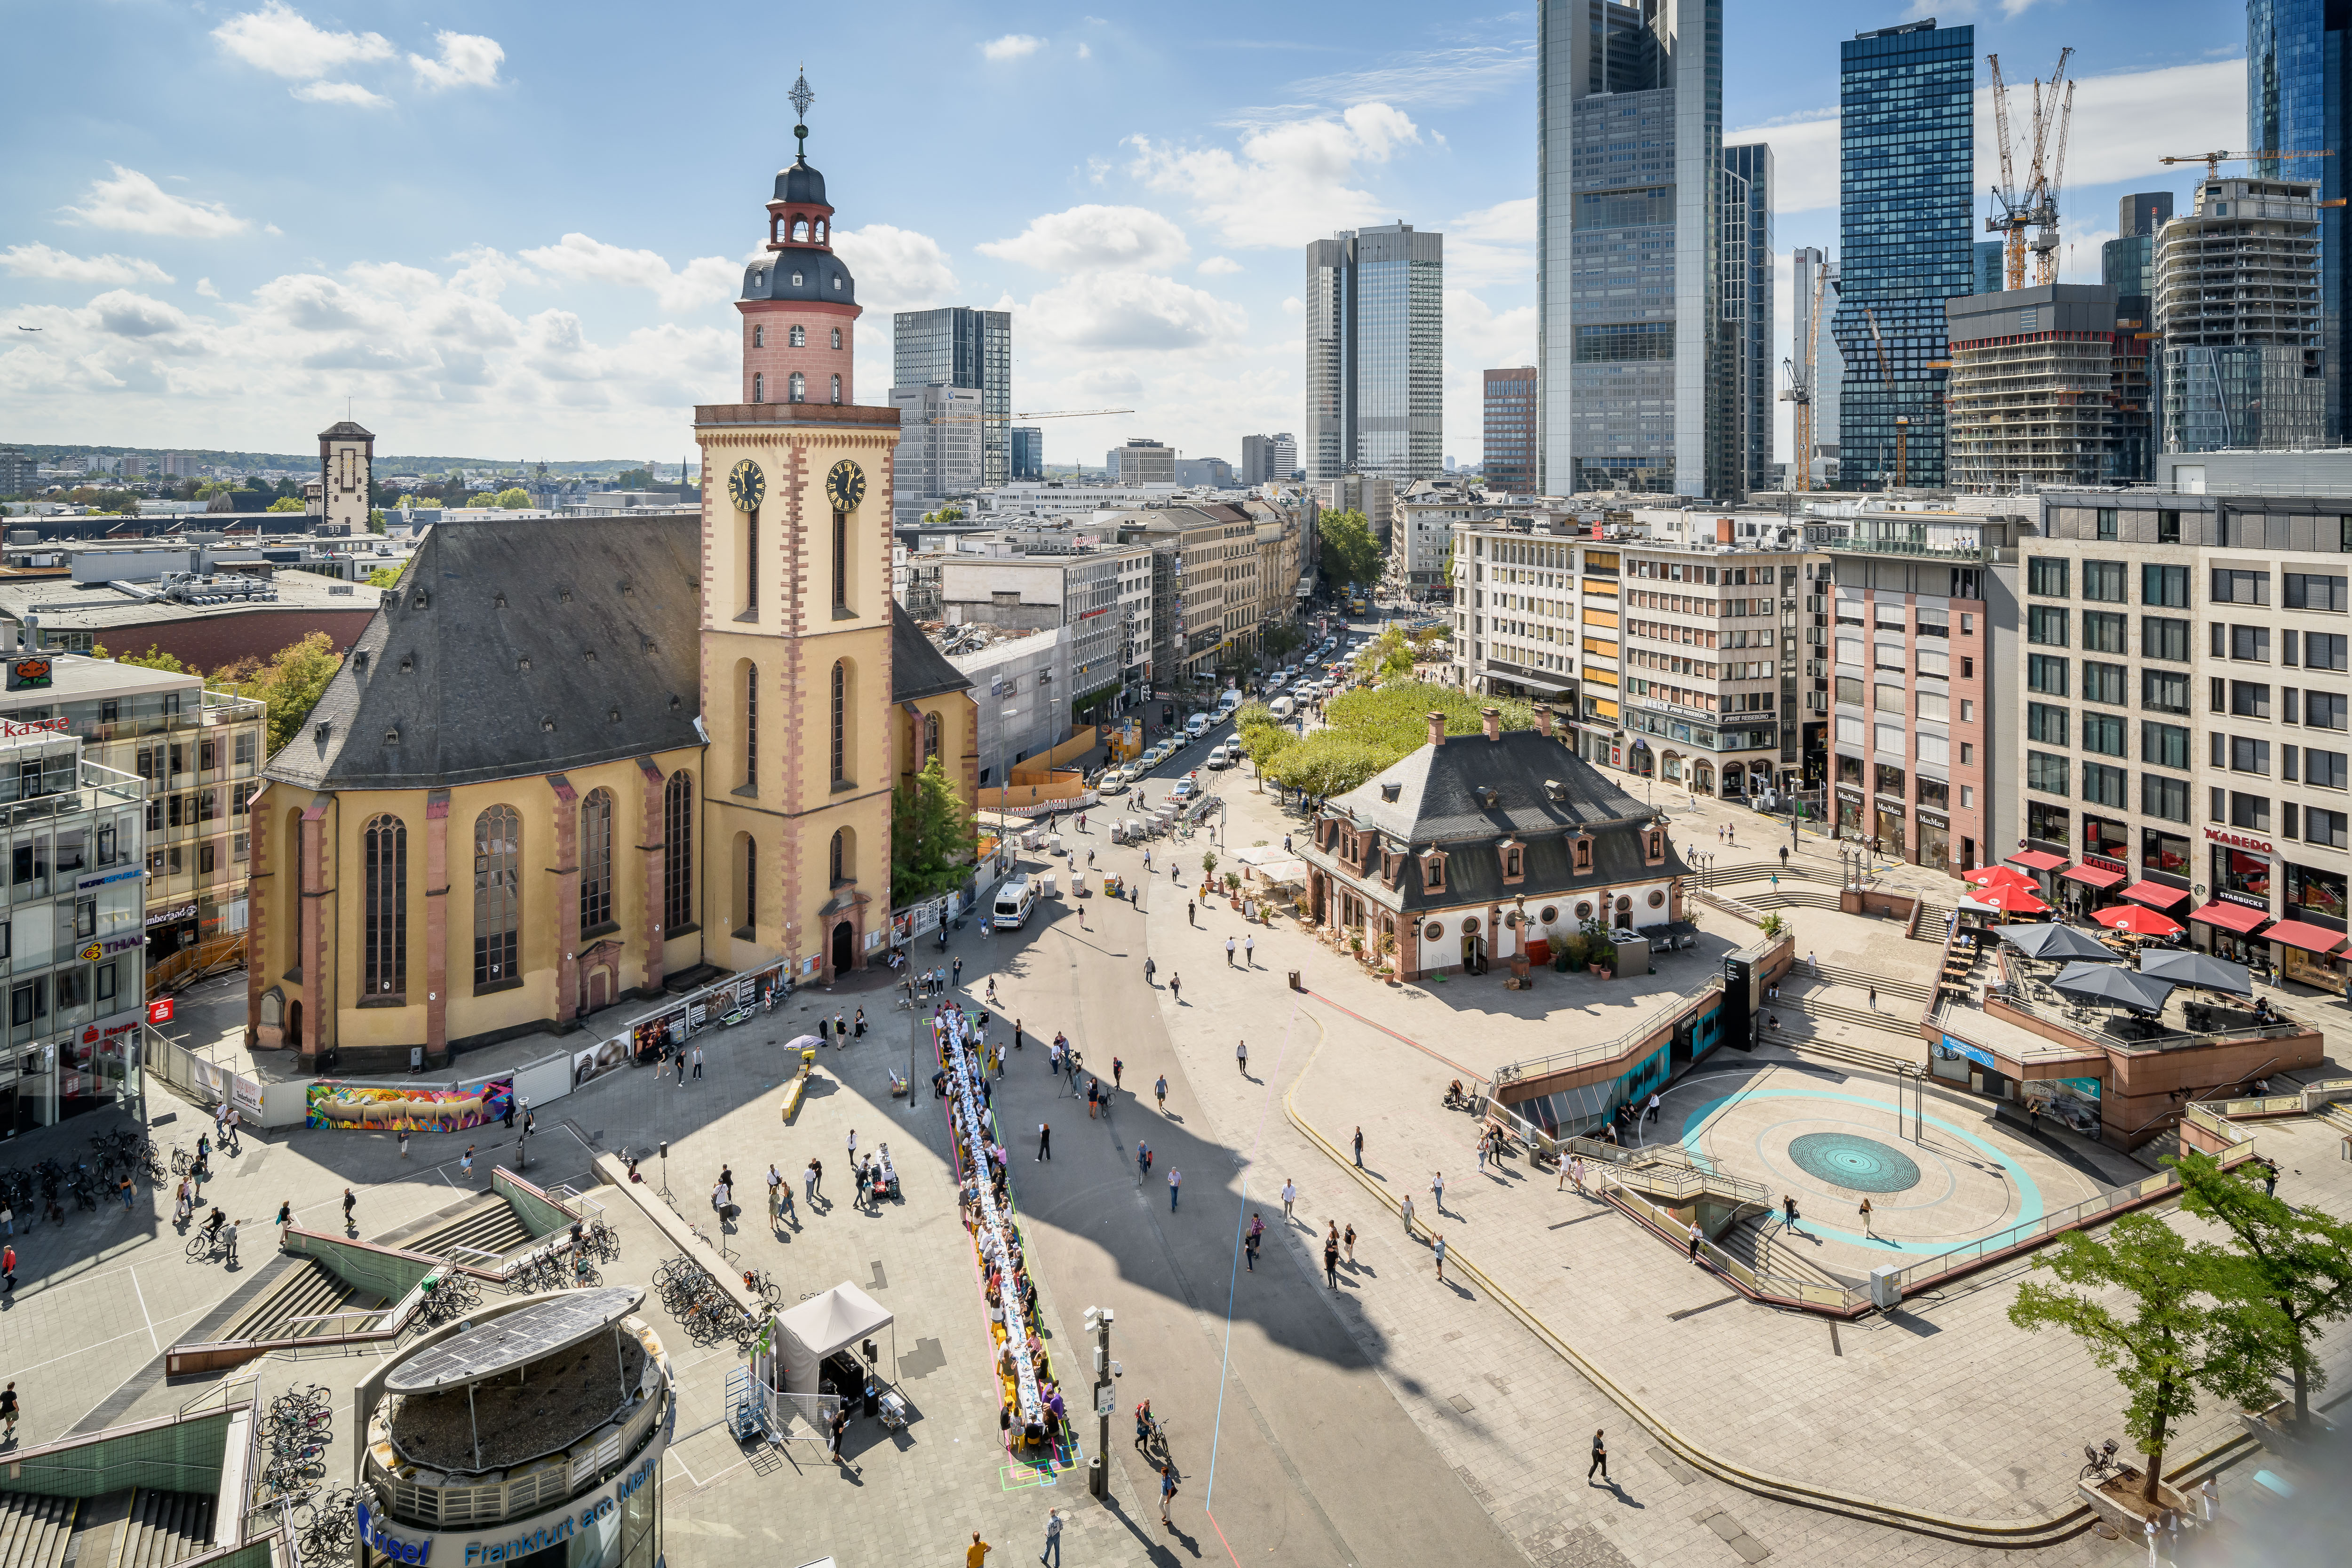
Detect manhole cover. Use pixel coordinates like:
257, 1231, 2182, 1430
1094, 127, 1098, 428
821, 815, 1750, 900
1787, 1132, 1922, 1194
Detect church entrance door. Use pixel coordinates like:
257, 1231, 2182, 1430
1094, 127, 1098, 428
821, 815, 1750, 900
832, 921, 853, 976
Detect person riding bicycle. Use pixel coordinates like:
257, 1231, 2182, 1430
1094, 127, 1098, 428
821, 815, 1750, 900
204, 1206, 226, 1239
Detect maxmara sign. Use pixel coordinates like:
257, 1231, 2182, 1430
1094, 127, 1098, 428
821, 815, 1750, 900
356, 1447, 660, 1567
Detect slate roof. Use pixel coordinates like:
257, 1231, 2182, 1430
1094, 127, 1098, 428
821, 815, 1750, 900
266, 514, 705, 792
890, 603, 969, 703
1312, 729, 1688, 914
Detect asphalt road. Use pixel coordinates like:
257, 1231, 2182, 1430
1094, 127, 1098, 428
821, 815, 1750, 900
963, 823, 1520, 1568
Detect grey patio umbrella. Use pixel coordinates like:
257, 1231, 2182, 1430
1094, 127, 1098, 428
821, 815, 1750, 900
1998, 923, 2117, 963
2051, 962, 2175, 1013
2137, 947, 2254, 997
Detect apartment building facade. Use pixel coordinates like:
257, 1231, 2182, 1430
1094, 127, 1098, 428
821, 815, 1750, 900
1450, 513, 1806, 800
2029, 475, 2348, 993
931, 543, 1154, 716
1389, 480, 1516, 596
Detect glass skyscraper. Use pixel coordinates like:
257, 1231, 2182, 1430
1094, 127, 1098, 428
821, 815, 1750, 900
892, 307, 1011, 486
1538, 0, 1731, 498
1482, 367, 1537, 493
1973, 241, 2005, 296
1833, 19, 1973, 490
1724, 142, 1775, 495
1302, 223, 1444, 484
2249, 0, 2347, 439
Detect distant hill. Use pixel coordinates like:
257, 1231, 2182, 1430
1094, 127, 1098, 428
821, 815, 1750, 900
0, 442, 661, 477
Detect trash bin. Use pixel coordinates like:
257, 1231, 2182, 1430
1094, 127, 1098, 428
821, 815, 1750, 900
1089, 1456, 1106, 1498
1287, 969, 1302, 992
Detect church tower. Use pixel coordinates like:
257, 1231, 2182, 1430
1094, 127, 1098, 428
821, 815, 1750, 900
317, 419, 374, 534
697, 72, 901, 985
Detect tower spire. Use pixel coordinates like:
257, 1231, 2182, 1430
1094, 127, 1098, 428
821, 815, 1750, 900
788, 66, 814, 162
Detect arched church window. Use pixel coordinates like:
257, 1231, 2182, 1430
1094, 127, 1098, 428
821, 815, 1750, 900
580, 789, 614, 931
473, 805, 519, 988
831, 374, 842, 404
789, 324, 805, 347
751, 372, 763, 404
663, 772, 694, 935
363, 814, 405, 997
830, 326, 842, 350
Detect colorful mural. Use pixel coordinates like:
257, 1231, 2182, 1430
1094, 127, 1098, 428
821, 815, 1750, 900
307, 1076, 514, 1131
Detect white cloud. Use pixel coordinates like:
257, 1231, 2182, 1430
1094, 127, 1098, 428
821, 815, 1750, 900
1130, 103, 1421, 248
1021, 272, 1246, 353
89, 290, 199, 342
196, 279, 221, 298
1738, 58, 2244, 215
293, 80, 390, 107
982, 34, 1046, 62
516, 233, 735, 314
61, 166, 248, 239
410, 31, 504, 90
979, 206, 1190, 272
1275, 42, 1535, 113
1197, 256, 1242, 276
1446, 195, 1537, 287
1077, 42, 1091, 60
833, 224, 959, 313
211, 2, 391, 80
1, 244, 174, 287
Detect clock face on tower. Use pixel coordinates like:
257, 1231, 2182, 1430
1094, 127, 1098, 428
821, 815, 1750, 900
726, 458, 765, 513
825, 459, 866, 513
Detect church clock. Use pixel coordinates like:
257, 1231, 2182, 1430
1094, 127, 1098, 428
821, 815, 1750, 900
726, 458, 765, 512
824, 459, 866, 512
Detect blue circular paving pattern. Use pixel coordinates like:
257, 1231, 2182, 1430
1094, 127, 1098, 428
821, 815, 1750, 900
1786, 1132, 1922, 1194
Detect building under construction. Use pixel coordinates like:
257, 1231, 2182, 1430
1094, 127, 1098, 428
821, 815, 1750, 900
1943, 284, 2151, 493
2155, 176, 2328, 451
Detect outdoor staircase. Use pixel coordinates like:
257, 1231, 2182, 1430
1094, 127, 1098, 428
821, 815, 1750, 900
0, 1495, 78, 1568
103, 1490, 215, 1568
1911, 901, 1954, 941
1757, 1016, 1923, 1078
399, 1194, 536, 1267
1737, 886, 1846, 913
1811, 963, 1932, 1004
1713, 1211, 1852, 1292
217, 1258, 385, 1344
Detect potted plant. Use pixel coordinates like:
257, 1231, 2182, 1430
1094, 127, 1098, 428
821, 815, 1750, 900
1553, 932, 1588, 973
1224, 871, 1243, 907
1376, 928, 1398, 981
1591, 943, 1619, 979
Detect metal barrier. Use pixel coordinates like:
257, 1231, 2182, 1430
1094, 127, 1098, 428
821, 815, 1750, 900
1491, 978, 1724, 1088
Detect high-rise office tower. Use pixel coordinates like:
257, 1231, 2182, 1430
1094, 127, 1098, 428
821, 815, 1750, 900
1973, 241, 2006, 296
2249, 1, 2347, 437
1482, 368, 1538, 493
1009, 426, 1044, 480
1303, 224, 1444, 484
1723, 143, 1774, 495
2157, 177, 2327, 451
892, 307, 1012, 485
1538, 0, 1727, 497
1792, 247, 1844, 486
1240, 432, 1300, 486
1833, 18, 1973, 490
2102, 192, 2173, 480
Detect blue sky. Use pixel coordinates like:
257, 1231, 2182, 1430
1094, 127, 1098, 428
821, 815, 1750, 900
1, 1, 2252, 470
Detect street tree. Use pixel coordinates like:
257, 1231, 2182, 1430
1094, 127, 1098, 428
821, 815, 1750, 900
213, 632, 344, 754
495, 487, 531, 509
1318, 509, 1382, 589
2007, 1211, 2279, 1503
890, 757, 973, 906
1262, 732, 1390, 799
1200, 851, 1218, 882
2173, 1150, 2352, 1429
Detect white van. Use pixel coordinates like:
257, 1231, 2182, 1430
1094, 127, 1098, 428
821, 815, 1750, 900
992, 875, 1036, 930
1268, 696, 1295, 719
1184, 713, 1212, 739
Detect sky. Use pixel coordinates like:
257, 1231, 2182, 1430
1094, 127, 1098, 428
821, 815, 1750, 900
1, 1, 2255, 473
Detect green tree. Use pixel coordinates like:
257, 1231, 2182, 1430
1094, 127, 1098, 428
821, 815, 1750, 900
1260, 622, 1305, 661
95, 643, 191, 674
213, 632, 344, 754
1200, 851, 1218, 882
393, 493, 418, 510
367, 508, 387, 533
1318, 509, 1382, 589
890, 757, 974, 906
195, 479, 235, 501
2008, 1211, 2279, 1504
922, 503, 966, 525
266, 496, 306, 513
365, 565, 405, 589
1262, 731, 1391, 799
2174, 1150, 2352, 1429
494, 487, 532, 509
1237, 720, 1296, 789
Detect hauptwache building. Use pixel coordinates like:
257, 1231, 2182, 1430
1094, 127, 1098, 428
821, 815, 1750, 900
248, 108, 980, 1071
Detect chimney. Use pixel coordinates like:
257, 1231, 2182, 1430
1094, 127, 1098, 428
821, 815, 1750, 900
1427, 710, 1446, 748
1482, 706, 1501, 741
1533, 704, 1554, 738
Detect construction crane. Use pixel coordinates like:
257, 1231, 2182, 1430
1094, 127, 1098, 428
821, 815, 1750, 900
1777, 262, 1830, 492
1984, 49, 2074, 291
2159, 149, 2334, 183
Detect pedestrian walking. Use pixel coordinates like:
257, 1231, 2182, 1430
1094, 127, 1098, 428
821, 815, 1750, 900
1431, 1171, 1445, 1213
397, 1128, 409, 1160
2263, 1159, 2280, 1199
342, 1188, 357, 1231
1244, 1215, 1261, 1271
1036, 1122, 1051, 1161
1476, 1136, 1488, 1176
2, 1244, 15, 1293
1168, 1169, 1181, 1211
1169, 973, 1182, 1003
1401, 1194, 1415, 1235
1244, 934, 1255, 966
1039, 1507, 1064, 1568
1280, 1179, 1296, 1220
0, 1382, 15, 1442
1807, 950, 1817, 974
1159, 1464, 1178, 1525
1236, 1040, 1248, 1075
502, 1097, 516, 1130
965, 1529, 988, 1566
1154, 1074, 1168, 1112
953, 957, 964, 988
1323, 1230, 1340, 1288
691, 1044, 704, 1079
1224, 937, 1236, 967
1858, 1197, 1874, 1236
1687, 1221, 1703, 1262
1187, 899, 1195, 925
1572, 1156, 1587, 1194
1588, 1430, 1608, 1482
767, 1164, 782, 1218
805, 1160, 819, 1203
1432, 1233, 1447, 1281
1866, 984, 1878, 1011
1784, 1194, 1801, 1233
1352, 1126, 1364, 1168
461, 1146, 475, 1179
1645, 1092, 1661, 1128
224, 1218, 239, 1265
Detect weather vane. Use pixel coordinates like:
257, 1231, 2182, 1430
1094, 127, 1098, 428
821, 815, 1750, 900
789, 66, 815, 159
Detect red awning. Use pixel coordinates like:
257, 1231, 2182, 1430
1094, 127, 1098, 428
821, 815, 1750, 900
2189, 900, 2272, 935
2009, 849, 2070, 872
2264, 919, 2346, 955
2063, 864, 2127, 890
2120, 879, 2191, 909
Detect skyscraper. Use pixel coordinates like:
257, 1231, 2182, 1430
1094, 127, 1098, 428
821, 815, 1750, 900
1792, 247, 1843, 486
1481, 368, 1537, 493
892, 307, 1011, 485
1303, 224, 1444, 484
2156, 176, 2326, 451
1723, 143, 1774, 495
1833, 18, 1973, 490
2249, 1, 2347, 437
1537, 0, 1729, 498
1009, 426, 1044, 480
1973, 241, 2006, 296
2103, 192, 2173, 479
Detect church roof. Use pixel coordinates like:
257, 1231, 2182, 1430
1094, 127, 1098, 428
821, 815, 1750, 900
891, 604, 969, 703
741, 249, 855, 307
774, 157, 828, 207
316, 420, 374, 441
266, 514, 705, 792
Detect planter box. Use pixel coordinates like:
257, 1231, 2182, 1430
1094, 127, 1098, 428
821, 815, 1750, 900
2078, 1469, 2195, 1538
2237, 1396, 2335, 1453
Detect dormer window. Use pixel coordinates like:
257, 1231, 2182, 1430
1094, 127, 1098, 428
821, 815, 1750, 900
1572, 834, 1594, 873
1380, 782, 1401, 802
792, 272, 804, 287
1644, 828, 1666, 865
1422, 850, 1446, 893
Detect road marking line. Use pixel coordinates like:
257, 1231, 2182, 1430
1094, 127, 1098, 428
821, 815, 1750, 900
128, 1264, 157, 1353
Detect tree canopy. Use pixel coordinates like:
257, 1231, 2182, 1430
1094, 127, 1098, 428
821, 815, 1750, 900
1259, 681, 1539, 799
2173, 1150, 2352, 1429
95, 644, 189, 673
891, 757, 975, 906
1318, 509, 1382, 589
922, 503, 966, 525
213, 632, 345, 754
265, 496, 307, 513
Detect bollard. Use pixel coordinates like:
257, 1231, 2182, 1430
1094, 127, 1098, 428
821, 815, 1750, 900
1287, 969, 1302, 992
1089, 1456, 1106, 1498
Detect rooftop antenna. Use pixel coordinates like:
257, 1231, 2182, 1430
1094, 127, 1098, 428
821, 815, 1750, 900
788, 67, 815, 161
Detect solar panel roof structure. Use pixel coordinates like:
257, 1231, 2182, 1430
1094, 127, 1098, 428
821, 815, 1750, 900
385, 1287, 644, 1393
